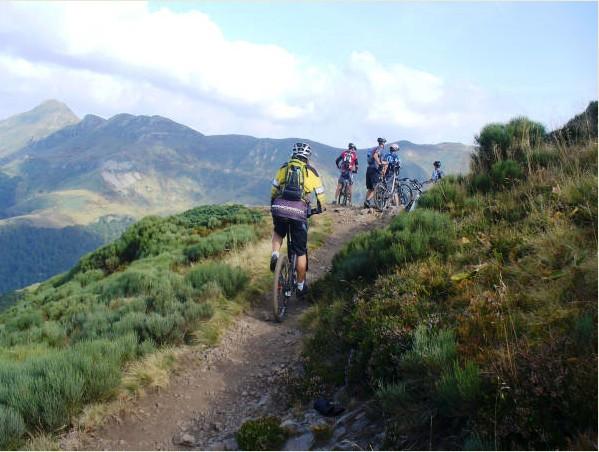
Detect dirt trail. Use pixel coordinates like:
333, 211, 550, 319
70, 208, 386, 451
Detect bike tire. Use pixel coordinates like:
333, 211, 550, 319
272, 255, 291, 322
374, 182, 388, 211
399, 183, 412, 208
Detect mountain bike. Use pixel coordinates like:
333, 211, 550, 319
272, 207, 321, 322
400, 179, 432, 212
337, 179, 351, 206
373, 167, 400, 211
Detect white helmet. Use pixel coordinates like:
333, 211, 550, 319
292, 142, 312, 159
389, 143, 399, 152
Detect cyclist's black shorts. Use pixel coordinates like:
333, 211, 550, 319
366, 167, 380, 190
273, 216, 308, 257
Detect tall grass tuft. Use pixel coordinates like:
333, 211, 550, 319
186, 262, 249, 298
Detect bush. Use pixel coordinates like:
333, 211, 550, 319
469, 173, 492, 194
401, 325, 457, 372
0, 404, 26, 448
473, 117, 546, 172
236, 416, 287, 450
186, 263, 249, 298
184, 225, 255, 262
436, 360, 482, 415
332, 210, 455, 281
489, 159, 524, 189
417, 179, 466, 212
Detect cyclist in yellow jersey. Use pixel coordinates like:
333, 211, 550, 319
270, 142, 326, 297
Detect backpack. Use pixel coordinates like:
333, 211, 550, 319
367, 148, 377, 165
340, 151, 352, 171
281, 161, 306, 202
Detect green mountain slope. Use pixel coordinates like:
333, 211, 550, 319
0, 102, 471, 295
0, 103, 472, 227
0, 100, 79, 159
302, 103, 597, 450
0, 204, 267, 449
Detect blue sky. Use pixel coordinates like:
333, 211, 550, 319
0, 1, 596, 145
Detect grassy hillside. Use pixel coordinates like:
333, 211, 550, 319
0, 204, 268, 448
301, 105, 597, 450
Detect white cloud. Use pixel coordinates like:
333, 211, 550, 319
0, 1, 492, 145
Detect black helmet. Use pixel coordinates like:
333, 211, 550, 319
434, 161, 441, 168
377, 137, 387, 144
348, 142, 356, 150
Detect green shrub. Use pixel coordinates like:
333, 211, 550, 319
401, 325, 456, 372
376, 382, 408, 414
183, 302, 214, 322
473, 123, 511, 172
489, 159, 524, 189
436, 360, 482, 415
469, 174, 492, 194
74, 269, 104, 287
41, 321, 66, 347
236, 416, 287, 451
186, 262, 249, 298
558, 175, 598, 228
6, 310, 43, 332
332, 210, 455, 281
145, 313, 185, 345
184, 225, 255, 262
530, 148, 560, 169
0, 404, 26, 448
473, 117, 545, 172
417, 179, 466, 212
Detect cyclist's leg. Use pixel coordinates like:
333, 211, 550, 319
334, 177, 342, 202
365, 167, 376, 204
272, 216, 286, 253
348, 173, 354, 202
290, 220, 308, 285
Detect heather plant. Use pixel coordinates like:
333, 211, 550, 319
302, 106, 597, 449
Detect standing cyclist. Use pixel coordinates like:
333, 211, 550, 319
431, 161, 444, 182
333, 143, 359, 205
364, 137, 386, 208
382, 143, 402, 206
270, 142, 326, 297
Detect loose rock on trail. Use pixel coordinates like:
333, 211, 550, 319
67, 207, 388, 451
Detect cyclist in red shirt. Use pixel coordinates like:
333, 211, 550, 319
333, 143, 359, 205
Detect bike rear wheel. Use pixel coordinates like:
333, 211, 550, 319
272, 254, 291, 322
339, 182, 349, 206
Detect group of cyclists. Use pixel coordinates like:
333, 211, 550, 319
269, 139, 444, 299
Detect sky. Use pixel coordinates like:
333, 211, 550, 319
0, 1, 596, 147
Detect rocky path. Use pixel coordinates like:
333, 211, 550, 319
70, 207, 387, 451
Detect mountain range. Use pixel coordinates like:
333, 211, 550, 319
0, 100, 473, 293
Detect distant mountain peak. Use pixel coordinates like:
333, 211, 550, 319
0, 100, 80, 158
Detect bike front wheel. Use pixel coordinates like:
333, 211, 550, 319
399, 183, 412, 208
374, 182, 388, 211
272, 254, 291, 322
